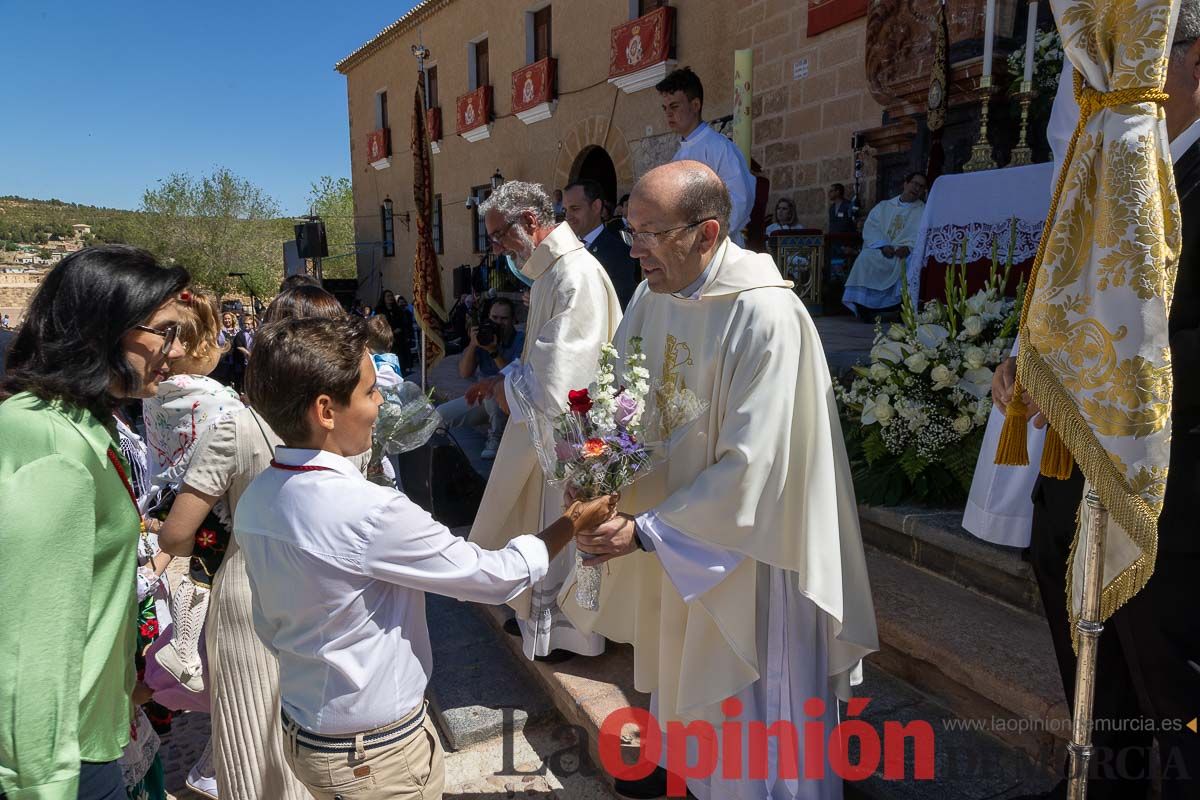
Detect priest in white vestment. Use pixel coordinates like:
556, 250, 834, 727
468, 181, 623, 661
569, 162, 879, 799
842, 173, 927, 316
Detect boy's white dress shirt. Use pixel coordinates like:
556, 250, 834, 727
235, 447, 549, 735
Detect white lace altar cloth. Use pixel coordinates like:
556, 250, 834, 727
907, 162, 1055, 302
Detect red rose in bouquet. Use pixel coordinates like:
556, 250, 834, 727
568, 388, 592, 415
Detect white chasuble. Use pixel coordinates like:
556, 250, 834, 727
563, 240, 879, 793
469, 222, 622, 658
842, 196, 924, 313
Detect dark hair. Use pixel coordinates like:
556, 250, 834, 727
2, 245, 189, 418
565, 179, 605, 205
677, 167, 732, 241
904, 171, 927, 184
618, 193, 630, 205
246, 316, 369, 446
830, 183, 846, 194
279, 273, 322, 293
655, 67, 704, 110
263, 285, 346, 324
366, 315, 393, 352
489, 297, 515, 316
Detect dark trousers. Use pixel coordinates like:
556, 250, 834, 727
1, 760, 124, 800
1029, 455, 1200, 799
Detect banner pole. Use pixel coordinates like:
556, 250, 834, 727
1067, 486, 1108, 799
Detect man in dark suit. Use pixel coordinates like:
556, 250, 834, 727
562, 179, 640, 309
1003, 18, 1200, 799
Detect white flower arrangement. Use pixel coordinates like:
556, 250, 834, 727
837, 233, 1024, 505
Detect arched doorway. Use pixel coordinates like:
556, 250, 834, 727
569, 145, 618, 204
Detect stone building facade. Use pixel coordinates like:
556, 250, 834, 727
337, 0, 739, 303
734, 0, 884, 229
337, 0, 1028, 300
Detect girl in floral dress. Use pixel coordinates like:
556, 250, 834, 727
140, 290, 243, 799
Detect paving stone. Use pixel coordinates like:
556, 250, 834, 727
426, 593, 555, 751
867, 548, 1068, 756
851, 665, 1059, 799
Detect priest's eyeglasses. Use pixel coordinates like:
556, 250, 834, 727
487, 220, 517, 244
620, 218, 716, 248
132, 323, 179, 355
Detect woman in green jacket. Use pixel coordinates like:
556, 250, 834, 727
0, 245, 188, 800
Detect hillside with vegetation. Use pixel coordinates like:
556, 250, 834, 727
0, 172, 356, 297
0, 196, 140, 247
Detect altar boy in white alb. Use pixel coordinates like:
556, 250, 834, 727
572, 162, 879, 800
233, 316, 617, 800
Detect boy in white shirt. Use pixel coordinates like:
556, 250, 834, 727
235, 316, 615, 800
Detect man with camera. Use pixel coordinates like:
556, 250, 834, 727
437, 296, 523, 459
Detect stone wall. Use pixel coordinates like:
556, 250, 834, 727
734, 0, 884, 230
0, 271, 45, 324
339, 0, 737, 304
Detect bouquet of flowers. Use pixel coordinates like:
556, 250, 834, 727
375, 380, 441, 457
837, 234, 1024, 506
512, 336, 707, 609
367, 380, 442, 485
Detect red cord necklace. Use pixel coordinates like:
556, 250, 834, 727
270, 459, 333, 472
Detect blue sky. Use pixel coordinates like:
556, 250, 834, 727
1, 1, 419, 215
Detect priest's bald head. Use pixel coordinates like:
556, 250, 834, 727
626, 160, 730, 294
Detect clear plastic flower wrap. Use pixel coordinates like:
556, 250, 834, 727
374, 380, 442, 457
509, 337, 708, 609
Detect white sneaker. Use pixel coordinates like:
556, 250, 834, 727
481, 437, 500, 460
186, 739, 219, 799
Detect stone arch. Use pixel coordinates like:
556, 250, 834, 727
553, 116, 635, 196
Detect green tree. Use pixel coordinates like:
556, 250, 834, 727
128, 167, 291, 297
305, 176, 356, 280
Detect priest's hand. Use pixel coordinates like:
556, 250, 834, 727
576, 513, 639, 566
493, 379, 510, 415
465, 376, 500, 406
992, 356, 1046, 427
992, 357, 1017, 412
881, 245, 896, 259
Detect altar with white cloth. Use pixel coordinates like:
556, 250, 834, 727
907, 162, 1055, 303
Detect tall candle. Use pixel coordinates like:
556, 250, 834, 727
1023, 2, 1039, 83
982, 0, 996, 78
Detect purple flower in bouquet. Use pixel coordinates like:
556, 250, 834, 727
613, 430, 641, 455
554, 438, 576, 462
614, 392, 640, 428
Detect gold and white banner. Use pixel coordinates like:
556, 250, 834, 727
1022, 0, 1180, 627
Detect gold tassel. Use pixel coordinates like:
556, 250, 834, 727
995, 390, 1030, 466
1040, 425, 1074, 480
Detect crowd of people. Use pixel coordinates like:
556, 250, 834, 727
0, 60, 874, 800
6, 35, 1196, 800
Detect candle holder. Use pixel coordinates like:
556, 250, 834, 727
1008, 80, 1036, 167
963, 75, 998, 173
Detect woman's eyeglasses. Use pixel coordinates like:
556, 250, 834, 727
133, 323, 179, 355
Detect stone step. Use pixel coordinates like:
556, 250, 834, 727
858, 505, 1041, 614
867, 547, 1070, 763
474, 602, 1058, 798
